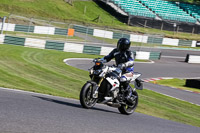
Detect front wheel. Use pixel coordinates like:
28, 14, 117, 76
118, 91, 138, 115
80, 82, 97, 109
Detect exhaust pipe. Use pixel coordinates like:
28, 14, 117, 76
107, 102, 121, 108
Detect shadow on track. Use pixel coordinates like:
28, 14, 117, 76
33, 96, 119, 114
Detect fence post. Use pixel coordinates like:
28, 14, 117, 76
161, 22, 163, 31
66, 23, 71, 43
192, 27, 195, 35
103, 27, 106, 45
5, 14, 11, 35
85, 26, 89, 45
84, 6, 87, 15
144, 20, 147, 28
0, 16, 6, 34
127, 15, 130, 25
177, 25, 179, 33
47, 20, 52, 39
28, 17, 33, 33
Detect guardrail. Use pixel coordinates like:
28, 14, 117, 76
0, 23, 72, 36
185, 54, 200, 63
73, 25, 198, 47
0, 34, 161, 60
0, 22, 199, 47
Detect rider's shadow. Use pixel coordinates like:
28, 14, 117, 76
32, 95, 119, 114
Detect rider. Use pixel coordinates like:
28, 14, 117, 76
100, 38, 134, 103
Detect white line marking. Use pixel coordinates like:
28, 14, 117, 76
162, 56, 185, 59
1, 86, 199, 107
0, 87, 78, 102
145, 88, 200, 106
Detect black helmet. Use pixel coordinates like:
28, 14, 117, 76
117, 38, 131, 52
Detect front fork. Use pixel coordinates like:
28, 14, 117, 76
92, 77, 104, 98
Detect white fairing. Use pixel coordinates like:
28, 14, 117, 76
131, 73, 142, 82
106, 77, 120, 91
99, 66, 109, 77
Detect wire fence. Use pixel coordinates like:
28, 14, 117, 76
0, 14, 164, 53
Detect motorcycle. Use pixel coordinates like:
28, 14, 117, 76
80, 58, 143, 115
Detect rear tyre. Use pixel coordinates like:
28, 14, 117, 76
118, 91, 138, 115
80, 82, 97, 109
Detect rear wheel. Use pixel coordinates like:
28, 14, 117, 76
118, 90, 138, 115
80, 82, 97, 109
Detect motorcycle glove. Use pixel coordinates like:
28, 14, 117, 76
100, 57, 107, 63
118, 63, 126, 69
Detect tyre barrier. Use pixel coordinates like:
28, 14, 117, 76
186, 79, 200, 89
185, 54, 200, 63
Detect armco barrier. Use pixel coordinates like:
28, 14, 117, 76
135, 51, 150, 60
130, 35, 148, 43
25, 38, 46, 49
15, 24, 34, 33
0, 22, 199, 47
196, 41, 200, 47
34, 26, 55, 35
64, 43, 84, 53
72, 25, 196, 47
178, 40, 193, 47
45, 41, 65, 51
185, 54, 200, 63
0, 35, 161, 60
54, 28, 68, 35
93, 29, 113, 39
192, 41, 197, 47
0, 23, 15, 31
0, 35, 5, 44
73, 25, 94, 35
162, 38, 179, 46
100, 46, 113, 55
1, 23, 71, 36
147, 37, 163, 44
149, 52, 161, 60
113, 32, 130, 40
4, 36, 25, 46
83, 45, 101, 55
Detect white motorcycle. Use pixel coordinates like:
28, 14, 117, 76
80, 58, 143, 115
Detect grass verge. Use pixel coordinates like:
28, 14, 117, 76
1, 0, 200, 40
136, 88, 200, 127
0, 44, 199, 127
4, 31, 84, 42
151, 78, 200, 93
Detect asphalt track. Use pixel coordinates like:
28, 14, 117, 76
0, 87, 200, 133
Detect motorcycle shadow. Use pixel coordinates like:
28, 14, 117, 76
33, 95, 119, 114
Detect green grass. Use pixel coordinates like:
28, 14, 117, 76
151, 78, 200, 93
0, 43, 97, 98
0, 0, 122, 26
0, 44, 199, 127
1, 0, 200, 41
4, 31, 85, 42
137, 88, 200, 127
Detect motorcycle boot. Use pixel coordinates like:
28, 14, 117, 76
122, 82, 133, 104
126, 86, 134, 104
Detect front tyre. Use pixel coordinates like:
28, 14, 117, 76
80, 82, 97, 109
118, 91, 138, 115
